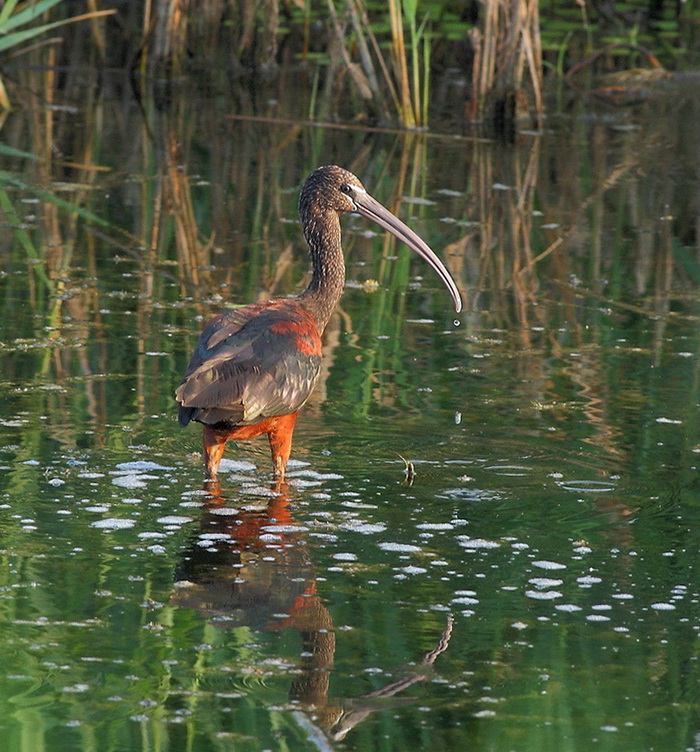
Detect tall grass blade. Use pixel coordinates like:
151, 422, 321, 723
0, 10, 116, 55
387, 0, 414, 127
0, 143, 40, 160
0, 0, 65, 33
0, 0, 21, 29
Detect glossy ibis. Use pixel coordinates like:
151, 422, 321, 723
176, 165, 462, 480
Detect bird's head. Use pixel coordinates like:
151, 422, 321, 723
299, 165, 463, 313
299, 165, 367, 215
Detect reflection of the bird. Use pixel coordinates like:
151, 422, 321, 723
172, 480, 453, 743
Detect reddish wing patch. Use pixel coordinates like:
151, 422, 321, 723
270, 318, 322, 357
177, 299, 322, 429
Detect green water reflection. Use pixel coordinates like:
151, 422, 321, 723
1, 75, 700, 751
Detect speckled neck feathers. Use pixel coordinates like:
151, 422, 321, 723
296, 168, 350, 333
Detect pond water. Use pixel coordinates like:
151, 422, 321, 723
1, 69, 700, 751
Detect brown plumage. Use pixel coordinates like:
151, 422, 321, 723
176, 165, 462, 480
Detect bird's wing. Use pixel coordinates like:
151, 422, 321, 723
175, 300, 322, 427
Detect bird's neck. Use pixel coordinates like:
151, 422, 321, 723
297, 210, 346, 333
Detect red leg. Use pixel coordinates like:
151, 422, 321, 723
267, 411, 299, 480
201, 412, 299, 480
202, 425, 227, 478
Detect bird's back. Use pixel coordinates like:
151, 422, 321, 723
176, 299, 323, 429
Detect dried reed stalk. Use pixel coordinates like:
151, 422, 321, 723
470, 0, 544, 132
387, 0, 416, 127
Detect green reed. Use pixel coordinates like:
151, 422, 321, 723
0, 0, 114, 109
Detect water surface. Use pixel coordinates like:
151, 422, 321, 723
1, 70, 700, 751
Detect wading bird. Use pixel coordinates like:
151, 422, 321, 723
176, 165, 462, 480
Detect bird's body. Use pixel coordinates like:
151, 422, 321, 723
177, 299, 322, 477
176, 165, 462, 480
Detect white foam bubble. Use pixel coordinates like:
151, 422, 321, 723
378, 542, 422, 553
91, 518, 136, 530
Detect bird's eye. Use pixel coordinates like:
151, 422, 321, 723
339, 184, 352, 195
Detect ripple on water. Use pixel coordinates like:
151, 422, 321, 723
340, 521, 387, 535
457, 536, 501, 549
484, 464, 533, 477
111, 475, 153, 489
378, 542, 423, 553
532, 560, 566, 570
156, 515, 193, 526
115, 461, 171, 472
528, 578, 564, 589
577, 575, 602, 586
525, 590, 562, 600
238, 485, 280, 498
218, 459, 257, 473
452, 596, 479, 605
341, 500, 378, 509
287, 469, 343, 480
261, 524, 308, 534
416, 522, 455, 531
91, 518, 136, 530
556, 479, 616, 493
440, 488, 502, 502
398, 566, 427, 575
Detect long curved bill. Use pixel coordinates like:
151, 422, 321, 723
352, 190, 463, 313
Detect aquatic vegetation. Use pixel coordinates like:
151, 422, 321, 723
0, 0, 114, 109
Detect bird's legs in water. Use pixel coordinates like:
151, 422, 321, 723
267, 411, 299, 479
202, 411, 300, 480
202, 425, 227, 479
